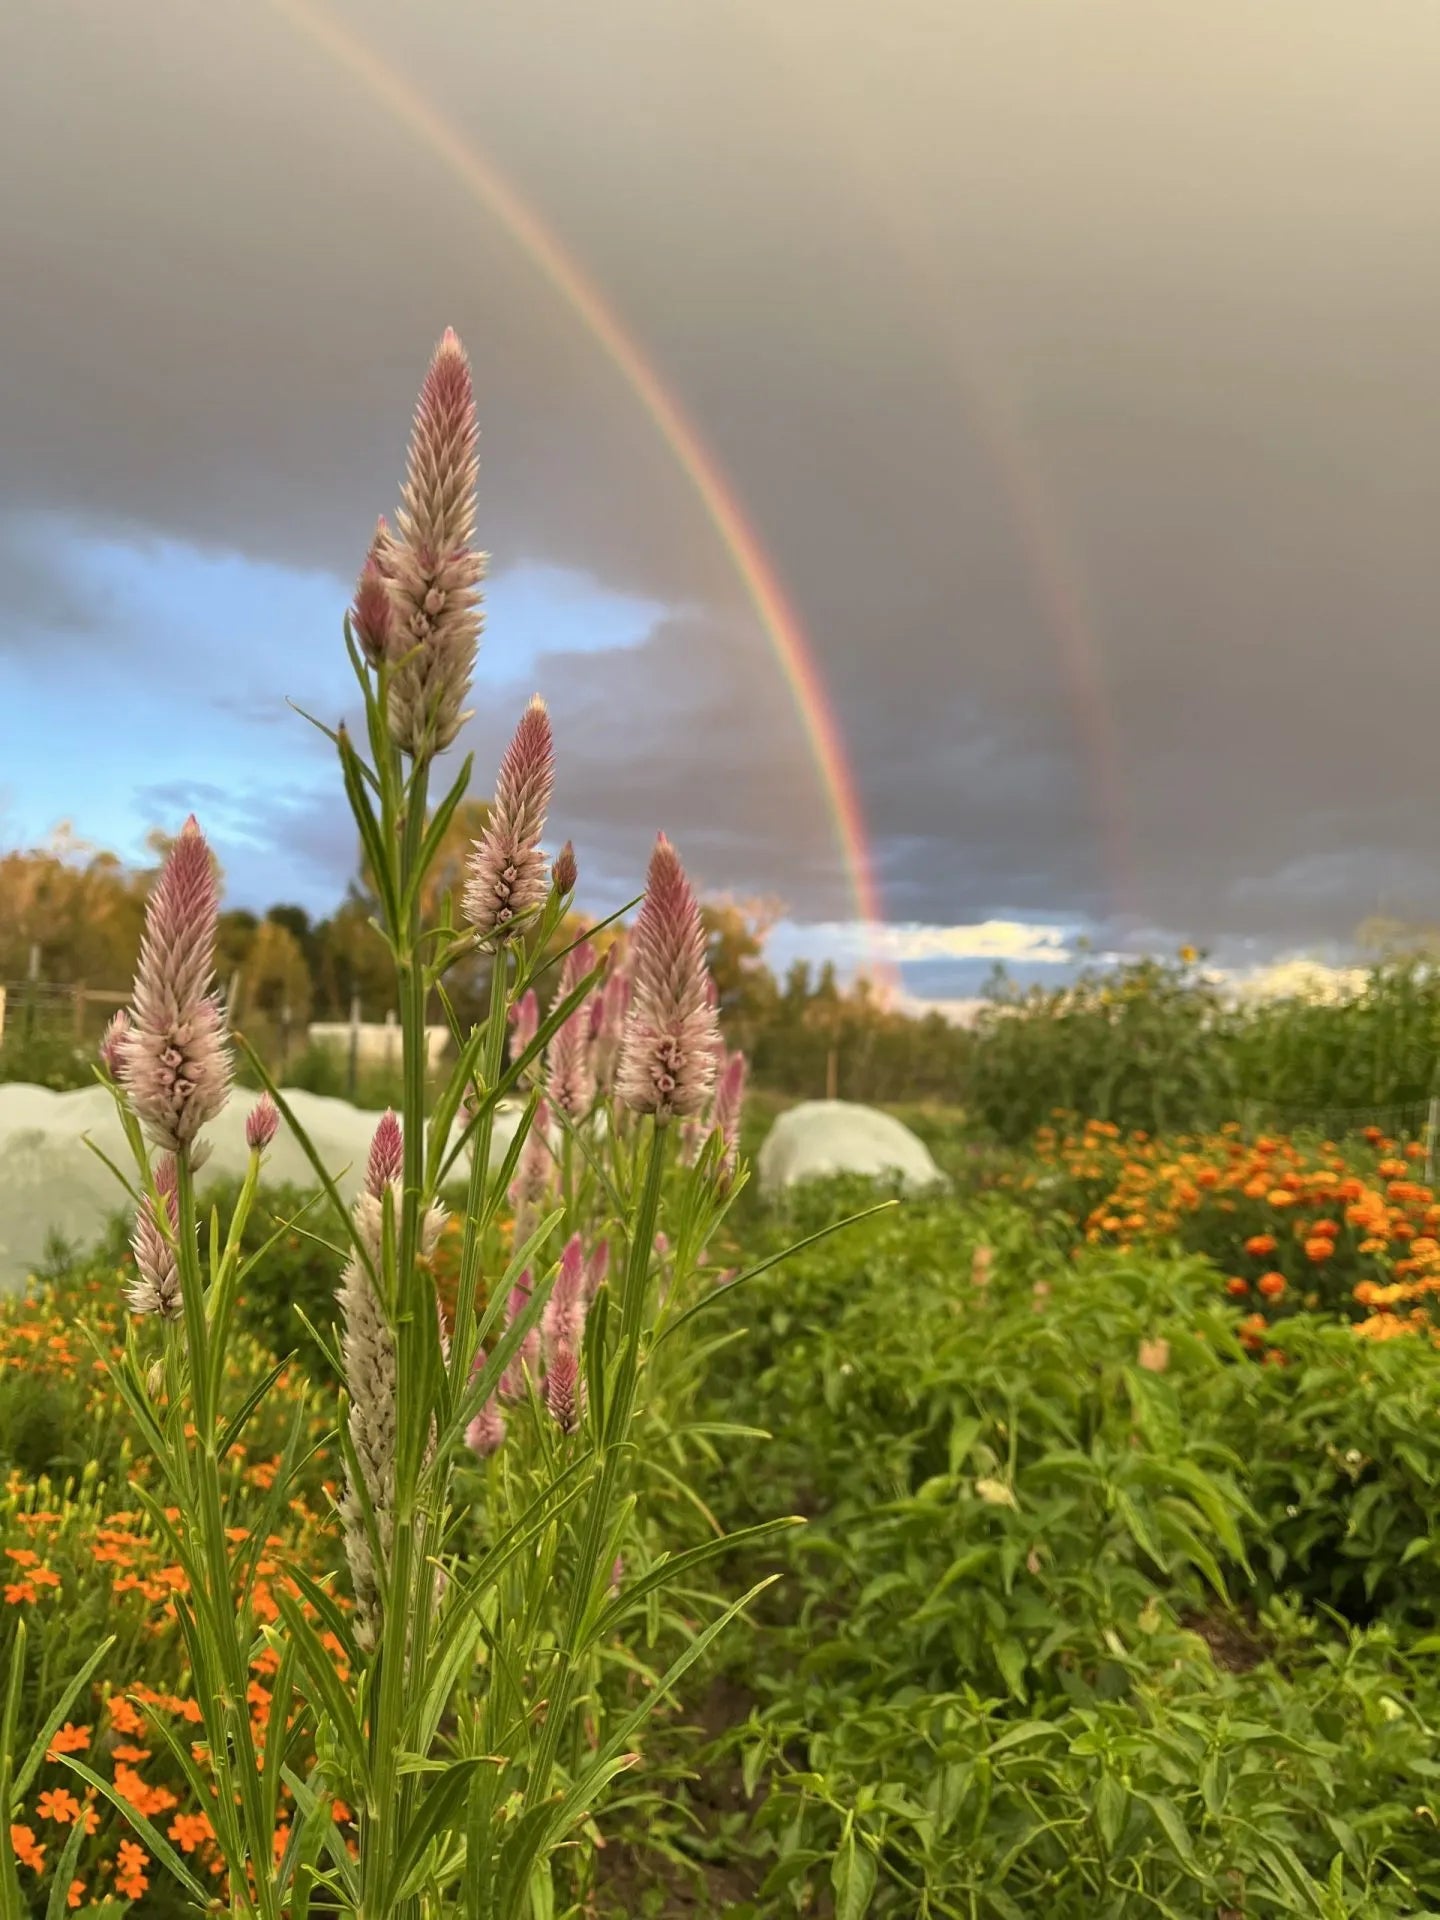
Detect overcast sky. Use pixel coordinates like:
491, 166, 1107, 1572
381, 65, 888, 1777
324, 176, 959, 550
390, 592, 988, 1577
4, 0, 1440, 1005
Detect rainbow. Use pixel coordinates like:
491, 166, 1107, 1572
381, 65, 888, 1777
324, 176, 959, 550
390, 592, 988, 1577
268, 0, 891, 979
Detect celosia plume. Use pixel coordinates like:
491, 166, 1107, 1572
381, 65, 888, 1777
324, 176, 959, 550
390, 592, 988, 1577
352, 519, 396, 668
385, 329, 485, 756
120, 817, 232, 1154
463, 696, 555, 946
542, 1235, 588, 1359
585, 1240, 610, 1301
591, 959, 631, 1092
552, 840, 577, 896
245, 1094, 279, 1153
465, 1347, 506, 1458
544, 1346, 583, 1435
127, 1157, 183, 1321
500, 1276, 542, 1400
509, 989, 540, 1083
99, 1010, 130, 1078
615, 836, 720, 1120
711, 1048, 748, 1186
366, 1110, 404, 1197
547, 940, 597, 1119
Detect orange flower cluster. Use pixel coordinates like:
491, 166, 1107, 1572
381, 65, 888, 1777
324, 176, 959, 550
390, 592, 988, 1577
1031, 1115, 1440, 1346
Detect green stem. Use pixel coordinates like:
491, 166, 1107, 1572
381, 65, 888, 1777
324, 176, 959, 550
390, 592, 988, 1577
174, 1154, 277, 1920
524, 1122, 667, 1819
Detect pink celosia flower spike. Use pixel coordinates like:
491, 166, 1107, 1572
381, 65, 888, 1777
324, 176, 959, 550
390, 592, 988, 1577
128, 1155, 183, 1321
99, 1009, 131, 1078
500, 1275, 542, 1400
615, 836, 720, 1121
245, 1094, 279, 1153
509, 988, 540, 1082
465, 1348, 507, 1458
711, 1048, 748, 1186
585, 1240, 609, 1301
547, 940, 597, 1120
542, 1235, 588, 1360
352, 519, 396, 669
366, 1110, 404, 1197
463, 696, 555, 947
552, 840, 577, 896
120, 817, 232, 1154
386, 329, 485, 756
544, 1346, 583, 1435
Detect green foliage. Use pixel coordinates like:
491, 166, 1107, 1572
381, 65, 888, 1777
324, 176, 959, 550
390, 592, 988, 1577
637, 1187, 1440, 1917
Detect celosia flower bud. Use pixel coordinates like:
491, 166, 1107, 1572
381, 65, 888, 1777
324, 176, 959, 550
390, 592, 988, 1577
542, 1235, 588, 1359
146, 1359, 166, 1398
465, 1348, 507, 1458
99, 1010, 131, 1078
500, 1276, 541, 1400
508, 989, 539, 1084
547, 941, 596, 1120
120, 817, 232, 1154
352, 519, 396, 668
386, 329, 485, 757
552, 840, 577, 896
544, 1346, 583, 1435
585, 1241, 609, 1301
509, 1098, 554, 1211
245, 1094, 279, 1153
591, 962, 631, 1092
608, 1555, 624, 1596
128, 1156, 182, 1321
615, 837, 719, 1121
711, 1048, 747, 1187
463, 697, 554, 946
366, 1110, 403, 1197
337, 1220, 396, 1653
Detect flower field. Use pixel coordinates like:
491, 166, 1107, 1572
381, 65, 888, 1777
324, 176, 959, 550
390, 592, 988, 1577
5, 1103, 1440, 1917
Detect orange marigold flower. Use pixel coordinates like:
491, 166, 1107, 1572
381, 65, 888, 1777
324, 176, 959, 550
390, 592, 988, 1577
1267, 1189, 1297, 1208
112, 1746, 151, 1764
10, 1824, 45, 1871
1303, 1238, 1332, 1263
4, 1548, 38, 1566
115, 1840, 149, 1900
1258, 1271, 1287, 1298
1225, 1276, 1250, 1297
1244, 1234, 1276, 1258
4, 1582, 38, 1605
46, 1724, 91, 1760
1310, 1218, 1339, 1238
36, 1790, 82, 1825
106, 1697, 147, 1736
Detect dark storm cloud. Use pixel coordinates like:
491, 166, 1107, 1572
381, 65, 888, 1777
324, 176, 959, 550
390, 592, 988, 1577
5, 0, 1440, 954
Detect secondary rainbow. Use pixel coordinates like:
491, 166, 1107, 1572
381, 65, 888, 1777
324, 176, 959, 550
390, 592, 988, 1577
269, 0, 889, 973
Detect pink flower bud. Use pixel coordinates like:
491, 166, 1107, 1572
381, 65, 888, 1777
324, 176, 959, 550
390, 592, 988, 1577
127, 1156, 183, 1320
463, 697, 555, 946
547, 940, 597, 1120
615, 837, 720, 1121
585, 1241, 609, 1301
542, 1235, 588, 1359
464, 1348, 507, 1458
552, 840, 578, 896
500, 1275, 541, 1400
366, 1110, 403, 1197
245, 1093, 279, 1153
544, 1346, 583, 1435
99, 1009, 131, 1078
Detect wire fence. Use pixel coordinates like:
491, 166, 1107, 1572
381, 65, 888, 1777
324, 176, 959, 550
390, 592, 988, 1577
1236, 1093, 1440, 1183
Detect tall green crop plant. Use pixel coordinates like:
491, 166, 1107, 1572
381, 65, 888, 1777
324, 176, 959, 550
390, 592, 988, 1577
1, 329, 819, 1920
